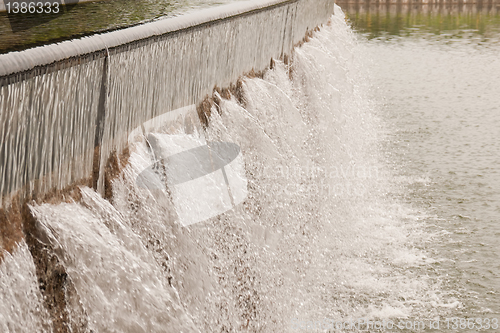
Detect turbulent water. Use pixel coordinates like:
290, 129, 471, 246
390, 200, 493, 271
342, 1, 500, 330
0, 243, 51, 332
367, 35, 500, 318
0, 5, 481, 332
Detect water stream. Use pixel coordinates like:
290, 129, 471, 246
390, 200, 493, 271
2, 4, 496, 332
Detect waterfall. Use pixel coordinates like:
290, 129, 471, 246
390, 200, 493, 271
0, 5, 456, 332
0, 0, 334, 204
0, 243, 51, 333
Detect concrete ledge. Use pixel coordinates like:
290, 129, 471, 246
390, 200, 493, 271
0, 0, 296, 77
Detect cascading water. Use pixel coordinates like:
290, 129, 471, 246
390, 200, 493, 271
1, 5, 458, 332
0, 242, 51, 332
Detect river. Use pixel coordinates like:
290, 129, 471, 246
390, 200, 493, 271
340, 1, 500, 330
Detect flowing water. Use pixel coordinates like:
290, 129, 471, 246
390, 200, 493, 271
0, 242, 51, 332
1, 3, 499, 332
341, 1, 500, 329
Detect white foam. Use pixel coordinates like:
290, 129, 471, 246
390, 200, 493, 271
0, 243, 51, 333
2, 6, 456, 330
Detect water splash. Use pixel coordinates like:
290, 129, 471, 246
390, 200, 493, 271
0, 242, 52, 333
29, 187, 199, 333
2, 6, 456, 332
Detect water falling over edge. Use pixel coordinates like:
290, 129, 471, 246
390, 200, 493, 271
0, 6, 458, 332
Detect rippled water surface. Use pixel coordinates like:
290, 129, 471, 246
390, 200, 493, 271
341, 1, 500, 324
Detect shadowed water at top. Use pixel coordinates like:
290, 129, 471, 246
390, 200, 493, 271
0, 0, 243, 54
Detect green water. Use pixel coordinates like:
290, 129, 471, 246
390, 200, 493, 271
342, 2, 500, 40
0, 0, 239, 54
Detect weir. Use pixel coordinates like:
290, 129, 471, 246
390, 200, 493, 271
1, 2, 457, 332
3, 0, 498, 330
0, 0, 335, 208
0, 1, 336, 330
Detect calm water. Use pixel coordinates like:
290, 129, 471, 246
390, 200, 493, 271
341, 1, 500, 326
0, 0, 242, 54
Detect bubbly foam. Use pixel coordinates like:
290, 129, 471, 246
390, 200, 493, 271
2, 6, 457, 331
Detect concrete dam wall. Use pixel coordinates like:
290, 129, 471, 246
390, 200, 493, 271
0, 0, 335, 208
